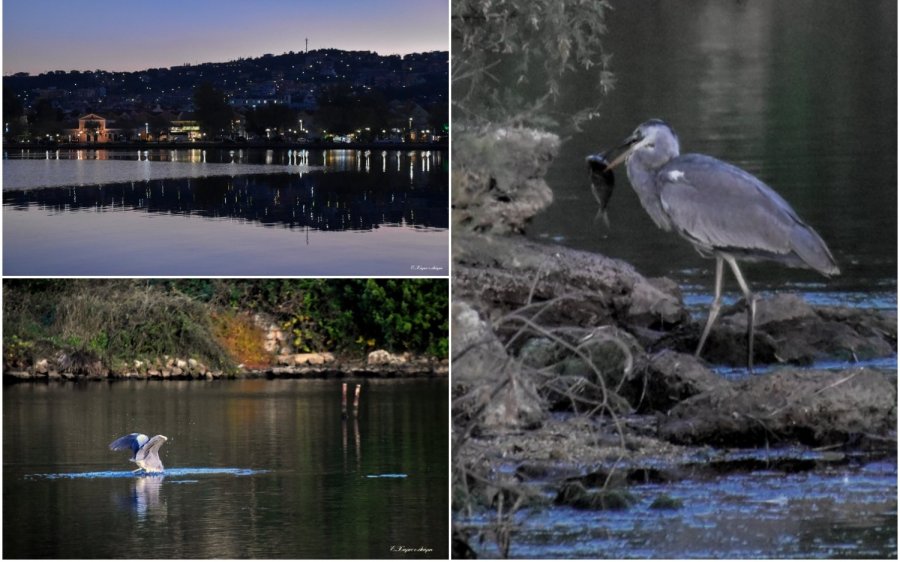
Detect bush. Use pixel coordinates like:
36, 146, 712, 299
3, 280, 449, 371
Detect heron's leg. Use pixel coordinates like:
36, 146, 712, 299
724, 256, 756, 372
695, 256, 724, 358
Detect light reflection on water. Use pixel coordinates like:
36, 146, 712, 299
2, 149, 448, 276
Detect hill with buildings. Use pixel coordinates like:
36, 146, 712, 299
3, 48, 448, 143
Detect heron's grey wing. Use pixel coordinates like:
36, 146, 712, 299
109, 433, 148, 455
656, 154, 838, 273
135, 435, 167, 472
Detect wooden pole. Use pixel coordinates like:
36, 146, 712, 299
353, 383, 362, 418
341, 382, 348, 419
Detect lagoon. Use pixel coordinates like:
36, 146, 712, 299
3, 378, 448, 559
3, 149, 448, 276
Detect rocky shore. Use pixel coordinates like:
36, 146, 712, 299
4, 350, 448, 382
450, 126, 897, 557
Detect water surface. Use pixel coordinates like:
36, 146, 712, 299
3, 379, 448, 559
3, 149, 448, 276
526, 0, 897, 306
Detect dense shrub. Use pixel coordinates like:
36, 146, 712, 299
3, 280, 449, 371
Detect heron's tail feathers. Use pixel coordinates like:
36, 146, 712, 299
790, 224, 840, 277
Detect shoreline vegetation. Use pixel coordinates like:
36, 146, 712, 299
3, 279, 448, 383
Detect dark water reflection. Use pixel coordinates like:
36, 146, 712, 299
3, 149, 448, 275
526, 0, 897, 302
4, 170, 447, 232
3, 379, 448, 559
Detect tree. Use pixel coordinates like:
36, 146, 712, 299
3, 86, 27, 139
193, 82, 233, 137
30, 99, 65, 138
244, 104, 297, 137
452, 0, 614, 131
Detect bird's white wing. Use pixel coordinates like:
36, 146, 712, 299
135, 435, 167, 472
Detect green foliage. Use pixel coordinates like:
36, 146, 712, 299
157, 279, 449, 356
3, 280, 234, 371
3, 280, 448, 371
452, 0, 614, 131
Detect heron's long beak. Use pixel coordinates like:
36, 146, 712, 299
602, 133, 642, 171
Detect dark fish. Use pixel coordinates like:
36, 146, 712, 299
586, 153, 615, 227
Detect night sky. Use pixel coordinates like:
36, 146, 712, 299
3, 0, 448, 75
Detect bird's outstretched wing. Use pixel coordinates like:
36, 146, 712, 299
135, 435, 168, 472
109, 433, 149, 456
656, 154, 838, 274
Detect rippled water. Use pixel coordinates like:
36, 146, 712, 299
458, 452, 897, 559
3, 149, 448, 276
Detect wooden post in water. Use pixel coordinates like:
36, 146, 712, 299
353, 383, 362, 418
341, 382, 348, 419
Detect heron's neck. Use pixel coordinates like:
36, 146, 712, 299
626, 158, 673, 231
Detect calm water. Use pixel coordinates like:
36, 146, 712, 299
3, 379, 448, 559
3, 149, 448, 276
527, 0, 897, 307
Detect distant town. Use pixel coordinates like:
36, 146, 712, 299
2, 48, 448, 146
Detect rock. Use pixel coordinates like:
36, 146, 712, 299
294, 353, 326, 365
676, 294, 897, 367
626, 350, 726, 413
554, 482, 635, 510
175, 359, 187, 369
321, 352, 336, 363
453, 233, 686, 331
451, 300, 545, 430
367, 350, 407, 366
147, 369, 161, 377
276, 354, 293, 366
171, 367, 183, 376
188, 358, 198, 369
517, 328, 644, 414
659, 368, 897, 448
34, 359, 49, 375
453, 127, 560, 234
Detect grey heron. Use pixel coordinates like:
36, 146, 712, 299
109, 433, 168, 473
590, 119, 839, 370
